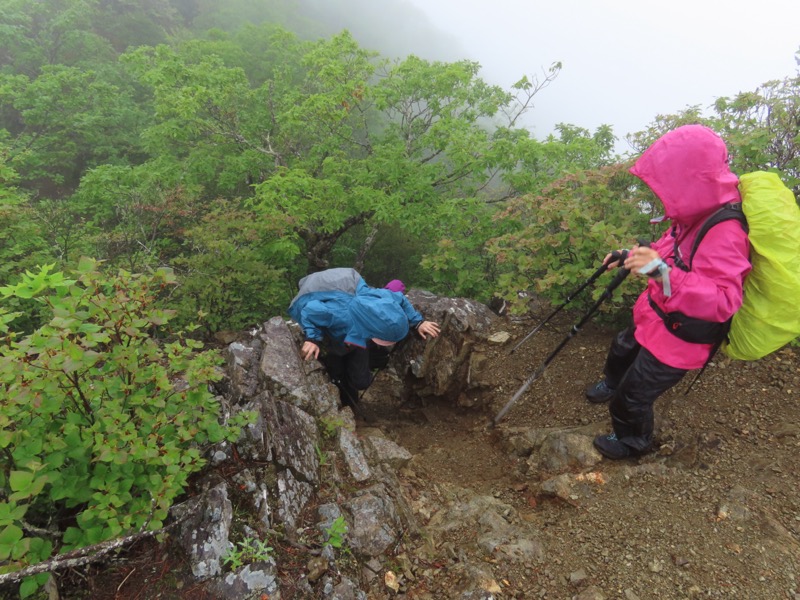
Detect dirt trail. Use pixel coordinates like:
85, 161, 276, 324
362, 315, 800, 599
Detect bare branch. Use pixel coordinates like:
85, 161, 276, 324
501, 62, 562, 128
0, 511, 190, 586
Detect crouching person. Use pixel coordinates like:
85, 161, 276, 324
287, 268, 440, 410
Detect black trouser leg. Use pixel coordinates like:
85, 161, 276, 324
324, 348, 371, 407
345, 347, 372, 391
608, 346, 687, 451
603, 326, 641, 389
368, 345, 391, 370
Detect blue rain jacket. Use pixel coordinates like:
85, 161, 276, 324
288, 268, 423, 349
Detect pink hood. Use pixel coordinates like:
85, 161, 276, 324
628, 125, 751, 370
629, 124, 740, 225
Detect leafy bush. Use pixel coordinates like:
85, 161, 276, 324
487, 164, 659, 319
0, 158, 55, 336
420, 197, 517, 301
170, 199, 299, 334
0, 259, 244, 596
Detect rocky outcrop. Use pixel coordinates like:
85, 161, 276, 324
170, 294, 507, 597
391, 290, 500, 405
170, 292, 614, 597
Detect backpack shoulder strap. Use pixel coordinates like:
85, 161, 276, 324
685, 203, 748, 269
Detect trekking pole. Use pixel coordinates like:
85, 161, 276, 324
358, 368, 381, 402
509, 257, 619, 355
490, 252, 631, 428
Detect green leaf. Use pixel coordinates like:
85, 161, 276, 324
19, 576, 39, 599
0, 502, 27, 526
9, 471, 34, 493
62, 527, 82, 546
85, 526, 104, 545
11, 537, 31, 560
77, 256, 97, 273
0, 429, 14, 448
0, 523, 24, 546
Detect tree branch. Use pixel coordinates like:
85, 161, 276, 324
0, 512, 190, 585
354, 222, 380, 272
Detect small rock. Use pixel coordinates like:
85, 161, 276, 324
569, 568, 588, 587
671, 554, 690, 567
307, 556, 328, 582
488, 332, 511, 344
649, 559, 663, 573
385, 570, 400, 592
574, 587, 606, 600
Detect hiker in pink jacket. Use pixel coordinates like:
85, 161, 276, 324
587, 124, 751, 459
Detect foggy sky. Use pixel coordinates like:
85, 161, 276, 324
399, 0, 800, 152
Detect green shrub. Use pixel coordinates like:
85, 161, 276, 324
0, 258, 244, 596
324, 515, 348, 551
170, 199, 299, 335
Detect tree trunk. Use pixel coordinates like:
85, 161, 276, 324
354, 222, 380, 272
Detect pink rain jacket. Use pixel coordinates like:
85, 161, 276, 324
629, 125, 751, 370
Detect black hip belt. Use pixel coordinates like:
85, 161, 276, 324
647, 294, 731, 345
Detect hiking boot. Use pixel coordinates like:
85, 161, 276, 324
593, 433, 632, 460
585, 380, 616, 404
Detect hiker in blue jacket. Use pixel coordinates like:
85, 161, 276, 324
288, 268, 440, 408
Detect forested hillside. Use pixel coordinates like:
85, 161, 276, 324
1, 0, 798, 596
2, 0, 798, 330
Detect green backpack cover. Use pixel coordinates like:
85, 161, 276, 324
723, 171, 800, 360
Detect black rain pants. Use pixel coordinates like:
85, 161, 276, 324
603, 326, 688, 451
322, 347, 371, 408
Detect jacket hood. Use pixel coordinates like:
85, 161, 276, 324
629, 125, 740, 224
345, 290, 410, 347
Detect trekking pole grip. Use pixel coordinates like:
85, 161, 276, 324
608, 248, 628, 266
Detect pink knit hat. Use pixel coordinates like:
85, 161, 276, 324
384, 279, 405, 293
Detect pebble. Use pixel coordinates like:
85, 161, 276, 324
569, 568, 588, 586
